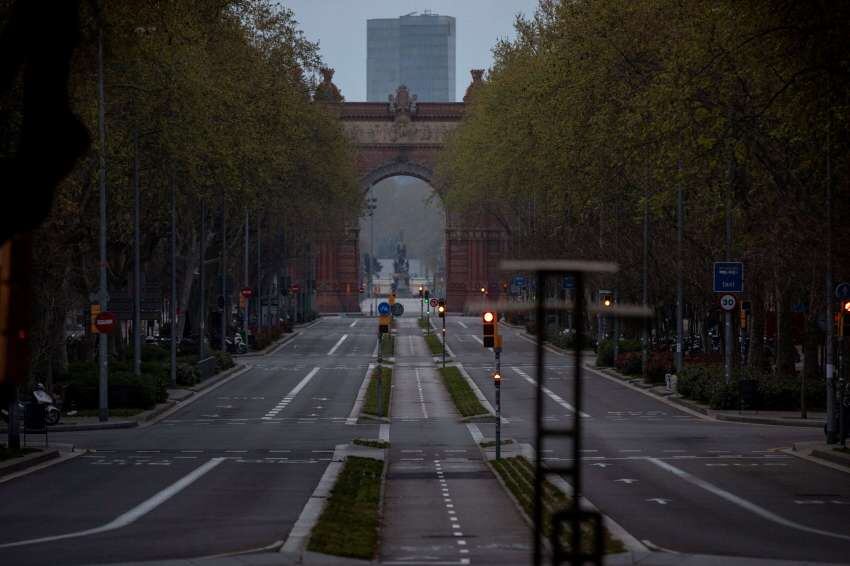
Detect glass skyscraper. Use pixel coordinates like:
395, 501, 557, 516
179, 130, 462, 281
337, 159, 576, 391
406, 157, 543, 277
367, 12, 456, 102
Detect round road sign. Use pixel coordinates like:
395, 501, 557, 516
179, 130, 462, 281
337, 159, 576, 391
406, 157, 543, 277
241, 287, 253, 298
391, 303, 404, 317
836, 282, 850, 300
429, 298, 438, 308
94, 311, 118, 334
720, 294, 736, 311
378, 302, 391, 316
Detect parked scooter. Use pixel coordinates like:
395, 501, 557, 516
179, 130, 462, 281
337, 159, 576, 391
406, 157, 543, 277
0, 383, 61, 426
225, 333, 248, 355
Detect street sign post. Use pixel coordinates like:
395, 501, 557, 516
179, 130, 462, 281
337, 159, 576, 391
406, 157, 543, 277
836, 282, 850, 300
391, 302, 404, 317
429, 298, 438, 308
512, 275, 526, 288
713, 262, 744, 293
94, 311, 118, 334
241, 287, 253, 298
720, 294, 736, 311
562, 275, 575, 290
378, 302, 391, 316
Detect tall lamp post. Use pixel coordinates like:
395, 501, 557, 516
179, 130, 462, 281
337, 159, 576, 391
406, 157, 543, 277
366, 193, 378, 315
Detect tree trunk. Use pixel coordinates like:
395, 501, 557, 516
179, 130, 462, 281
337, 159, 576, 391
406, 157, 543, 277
776, 290, 795, 375
176, 231, 199, 342
748, 288, 765, 372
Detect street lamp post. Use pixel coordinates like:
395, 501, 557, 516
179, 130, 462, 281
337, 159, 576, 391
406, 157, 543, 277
366, 193, 378, 315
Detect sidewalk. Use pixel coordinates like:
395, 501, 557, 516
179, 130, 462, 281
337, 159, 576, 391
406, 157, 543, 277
16, 362, 249, 433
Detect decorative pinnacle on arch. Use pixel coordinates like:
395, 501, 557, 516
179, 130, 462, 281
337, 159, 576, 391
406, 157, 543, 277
463, 69, 485, 102
314, 67, 343, 102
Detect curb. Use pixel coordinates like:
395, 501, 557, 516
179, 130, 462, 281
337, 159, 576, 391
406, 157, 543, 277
280, 444, 386, 560
141, 364, 253, 427
235, 331, 300, 358
0, 449, 59, 476
811, 448, 850, 467
716, 413, 824, 428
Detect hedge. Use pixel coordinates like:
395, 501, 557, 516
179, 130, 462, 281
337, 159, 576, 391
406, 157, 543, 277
676, 365, 825, 410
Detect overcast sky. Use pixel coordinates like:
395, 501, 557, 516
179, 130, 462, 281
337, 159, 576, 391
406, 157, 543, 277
278, 1, 540, 101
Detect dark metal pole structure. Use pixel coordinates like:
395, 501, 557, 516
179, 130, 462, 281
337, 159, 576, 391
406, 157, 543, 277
170, 174, 177, 386
97, 18, 109, 422
133, 130, 141, 377
220, 209, 227, 353
675, 167, 684, 374
533, 269, 545, 566
199, 201, 206, 362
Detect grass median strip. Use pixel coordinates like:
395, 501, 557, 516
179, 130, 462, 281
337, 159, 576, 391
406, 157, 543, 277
491, 456, 625, 555
438, 366, 488, 417
307, 456, 383, 560
362, 365, 392, 418
380, 334, 395, 358
425, 333, 444, 356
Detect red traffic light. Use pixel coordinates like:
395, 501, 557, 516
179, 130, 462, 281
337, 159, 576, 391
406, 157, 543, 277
843, 301, 850, 313
483, 311, 495, 323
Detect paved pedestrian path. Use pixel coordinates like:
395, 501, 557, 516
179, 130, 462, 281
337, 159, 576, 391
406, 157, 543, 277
380, 318, 529, 565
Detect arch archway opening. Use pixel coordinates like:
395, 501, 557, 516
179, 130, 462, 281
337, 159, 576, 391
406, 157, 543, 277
360, 175, 446, 314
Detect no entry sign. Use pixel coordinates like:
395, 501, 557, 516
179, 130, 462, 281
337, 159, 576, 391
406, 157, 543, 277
94, 311, 118, 334
241, 287, 253, 298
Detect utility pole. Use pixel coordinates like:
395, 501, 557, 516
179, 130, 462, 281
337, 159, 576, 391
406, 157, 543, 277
826, 98, 837, 443
257, 219, 262, 331
724, 132, 734, 385
133, 130, 141, 376
170, 173, 177, 386
220, 209, 227, 352
97, 18, 109, 422
642, 186, 649, 381
675, 162, 684, 374
199, 201, 206, 362
244, 208, 249, 341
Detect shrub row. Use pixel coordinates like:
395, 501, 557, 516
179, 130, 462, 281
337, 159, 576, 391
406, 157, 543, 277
614, 351, 674, 384
676, 365, 826, 410
59, 347, 234, 408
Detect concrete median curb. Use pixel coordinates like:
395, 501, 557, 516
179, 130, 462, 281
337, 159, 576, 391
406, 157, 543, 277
0, 449, 59, 476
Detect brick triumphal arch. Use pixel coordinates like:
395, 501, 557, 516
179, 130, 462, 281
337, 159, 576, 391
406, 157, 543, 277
313, 70, 507, 314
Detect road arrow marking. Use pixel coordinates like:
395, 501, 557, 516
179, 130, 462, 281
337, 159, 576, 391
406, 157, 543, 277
591, 463, 610, 468
646, 498, 670, 505
614, 478, 638, 484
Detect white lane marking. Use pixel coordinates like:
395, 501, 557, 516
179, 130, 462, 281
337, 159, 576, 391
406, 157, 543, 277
349, 320, 358, 328
465, 423, 484, 444
327, 334, 349, 355
469, 335, 484, 345
646, 457, 850, 542
0, 458, 225, 549
415, 368, 429, 419
512, 366, 591, 418
262, 367, 321, 419
457, 321, 468, 329
646, 498, 670, 505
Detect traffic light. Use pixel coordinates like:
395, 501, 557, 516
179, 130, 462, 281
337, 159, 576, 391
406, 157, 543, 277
480, 286, 486, 295
483, 311, 496, 347
492, 370, 502, 381
599, 291, 615, 308
840, 301, 850, 337
424, 289, 430, 301
418, 286, 424, 299
438, 299, 446, 318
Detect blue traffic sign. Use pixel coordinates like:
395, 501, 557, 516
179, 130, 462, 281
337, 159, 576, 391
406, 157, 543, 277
378, 302, 391, 315
562, 275, 576, 290
512, 275, 527, 288
713, 262, 744, 293
836, 282, 850, 300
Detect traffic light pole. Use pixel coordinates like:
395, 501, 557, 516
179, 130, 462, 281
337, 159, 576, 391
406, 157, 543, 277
495, 350, 501, 460
442, 315, 447, 369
